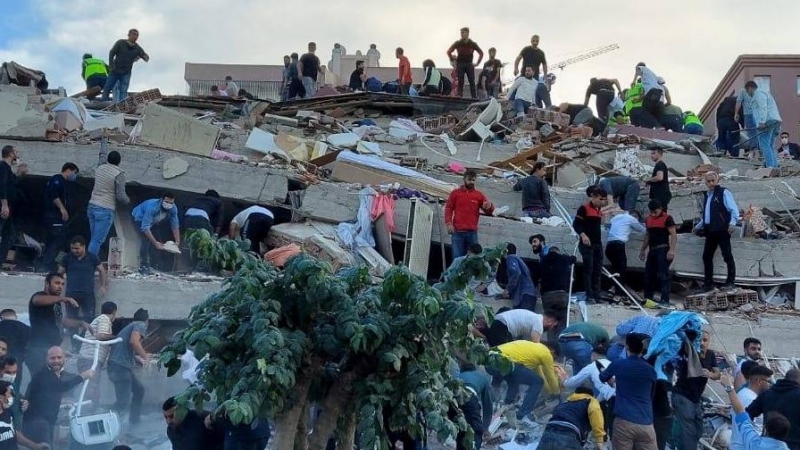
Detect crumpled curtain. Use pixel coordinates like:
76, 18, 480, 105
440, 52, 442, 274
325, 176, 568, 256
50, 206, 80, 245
645, 311, 706, 380
336, 186, 377, 248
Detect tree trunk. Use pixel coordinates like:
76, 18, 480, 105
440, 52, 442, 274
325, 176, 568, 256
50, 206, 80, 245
273, 372, 314, 450
294, 402, 310, 450
308, 371, 358, 450
336, 410, 358, 450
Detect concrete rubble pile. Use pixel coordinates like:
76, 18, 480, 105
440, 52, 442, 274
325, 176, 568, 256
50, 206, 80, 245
4, 82, 800, 313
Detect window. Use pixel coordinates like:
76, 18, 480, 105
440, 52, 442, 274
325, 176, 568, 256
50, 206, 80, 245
754, 76, 771, 94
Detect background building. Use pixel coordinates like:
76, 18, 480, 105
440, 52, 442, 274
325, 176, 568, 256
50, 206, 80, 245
699, 54, 800, 141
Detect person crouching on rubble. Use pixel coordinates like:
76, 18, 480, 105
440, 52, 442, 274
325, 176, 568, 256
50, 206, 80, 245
640, 200, 676, 308
538, 385, 607, 450
572, 186, 608, 304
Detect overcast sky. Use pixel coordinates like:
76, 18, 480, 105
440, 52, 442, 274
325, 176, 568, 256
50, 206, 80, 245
1, 0, 798, 112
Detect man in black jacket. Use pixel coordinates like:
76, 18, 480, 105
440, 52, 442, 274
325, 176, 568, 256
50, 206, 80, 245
747, 368, 800, 450
163, 396, 224, 450
716, 94, 741, 157
693, 172, 739, 293
514, 162, 551, 218
777, 132, 800, 160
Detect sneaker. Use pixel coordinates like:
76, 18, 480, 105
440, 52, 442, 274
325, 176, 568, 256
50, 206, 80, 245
721, 283, 737, 293
517, 416, 537, 429
643, 299, 661, 309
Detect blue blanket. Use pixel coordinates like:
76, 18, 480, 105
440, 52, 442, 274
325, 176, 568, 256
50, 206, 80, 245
644, 311, 706, 380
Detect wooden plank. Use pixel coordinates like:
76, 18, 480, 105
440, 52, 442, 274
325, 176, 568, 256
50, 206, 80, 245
488, 143, 551, 171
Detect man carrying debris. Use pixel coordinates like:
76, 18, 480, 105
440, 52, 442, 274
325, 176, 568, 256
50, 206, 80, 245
645, 149, 671, 209
672, 329, 720, 450
490, 340, 561, 427
508, 66, 539, 117
537, 386, 607, 450
228, 205, 275, 255
447, 27, 483, 99
395, 48, 413, 95
514, 161, 551, 218
444, 169, 495, 259
598, 176, 640, 213
298, 42, 323, 99
600, 333, 658, 450
87, 150, 130, 256
694, 171, 739, 293
639, 200, 677, 308
572, 185, 608, 304
132, 192, 181, 274
81, 53, 108, 100
102, 28, 149, 102
746, 368, 800, 450
746, 80, 783, 169
107, 308, 150, 426
514, 35, 547, 79
40, 162, 80, 272
584, 77, 622, 122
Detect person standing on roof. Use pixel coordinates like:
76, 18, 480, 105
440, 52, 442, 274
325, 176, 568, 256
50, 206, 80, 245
632, 63, 664, 122
444, 169, 495, 260
446, 27, 484, 99
297, 42, 323, 99
735, 84, 758, 155
572, 186, 608, 304
131, 192, 180, 274
645, 149, 671, 209
395, 48, 412, 95
286, 53, 304, 100
102, 29, 149, 102
694, 172, 739, 293
508, 66, 539, 117
514, 161, 551, 218
584, 77, 622, 122
716, 93, 741, 156
280, 55, 291, 101
745, 80, 783, 170
514, 35, 547, 80
81, 54, 108, 100
366, 44, 381, 67
480, 47, 502, 98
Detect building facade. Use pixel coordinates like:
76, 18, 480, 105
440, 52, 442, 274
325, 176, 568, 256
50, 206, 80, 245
699, 54, 800, 141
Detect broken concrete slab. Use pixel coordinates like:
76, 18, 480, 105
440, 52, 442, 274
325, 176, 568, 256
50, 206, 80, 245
84, 113, 125, 132
162, 157, 190, 179
1, 139, 290, 206
327, 133, 360, 148
140, 103, 219, 157
0, 91, 49, 137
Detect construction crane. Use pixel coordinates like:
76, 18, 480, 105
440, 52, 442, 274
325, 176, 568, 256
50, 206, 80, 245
551, 44, 620, 71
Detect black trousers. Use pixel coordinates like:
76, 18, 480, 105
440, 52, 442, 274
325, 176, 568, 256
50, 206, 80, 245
643, 88, 664, 119
243, 213, 274, 254
579, 243, 603, 301
455, 394, 483, 450
629, 107, 661, 129
41, 221, 67, 272
456, 62, 477, 98
596, 89, 615, 121
702, 230, 736, 285
185, 215, 214, 234
644, 247, 671, 304
605, 240, 628, 285
653, 415, 674, 450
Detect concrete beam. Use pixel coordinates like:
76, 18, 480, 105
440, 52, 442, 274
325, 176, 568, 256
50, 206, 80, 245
0, 272, 221, 320
1, 139, 290, 206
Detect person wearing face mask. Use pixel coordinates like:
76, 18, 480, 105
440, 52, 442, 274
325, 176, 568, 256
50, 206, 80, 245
131, 192, 181, 274
1, 357, 28, 429
777, 132, 800, 160
39, 162, 80, 272
0, 146, 20, 268
23, 346, 94, 447
0, 380, 48, 450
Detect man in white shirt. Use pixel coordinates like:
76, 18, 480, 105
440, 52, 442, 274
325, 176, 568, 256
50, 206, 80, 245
228, 205, 275, 254
508, 66, 539, 117
604, 208, 645, 290
633, 62, 664, 120
730, 364, 774, 450
224, 76, 239, 98
483, 308, 558, 346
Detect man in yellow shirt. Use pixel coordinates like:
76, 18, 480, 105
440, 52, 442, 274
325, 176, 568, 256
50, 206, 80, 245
491, 340, 561, 426
538, 385, 607, 450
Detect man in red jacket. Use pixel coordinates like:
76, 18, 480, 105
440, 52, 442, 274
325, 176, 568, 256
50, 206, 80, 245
445, 169, 495, 259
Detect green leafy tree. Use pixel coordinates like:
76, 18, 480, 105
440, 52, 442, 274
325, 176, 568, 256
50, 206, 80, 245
161, 231, 507, 450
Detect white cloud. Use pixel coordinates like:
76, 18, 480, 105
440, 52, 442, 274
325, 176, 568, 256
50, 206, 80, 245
1, 0, 798, 112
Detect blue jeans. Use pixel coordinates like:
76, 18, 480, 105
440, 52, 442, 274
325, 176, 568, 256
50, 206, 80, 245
741, 113, 756, 150
683, 123, 703, 135
507, 365, 545, 419
87, 204, 114, 256
301, 77, 317, 99
536, 83, 551, 108
514, 98, 532, 115
102, 72, 131, 102
451, 231, 478, 259
559, 337, 594, 373
758, 121, 781, 168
